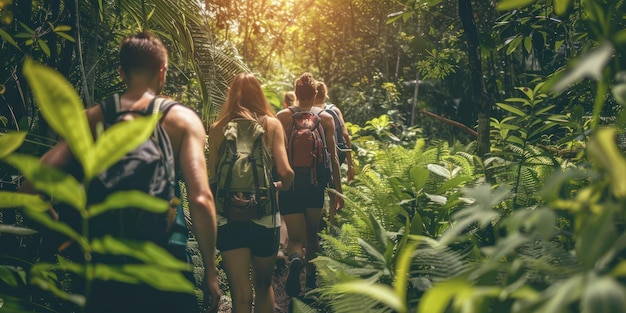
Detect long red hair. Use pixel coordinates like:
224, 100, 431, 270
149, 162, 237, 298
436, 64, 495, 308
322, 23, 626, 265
214, 73, 275, 125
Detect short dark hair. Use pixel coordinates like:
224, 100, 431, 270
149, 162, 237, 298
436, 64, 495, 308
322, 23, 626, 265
119, 31, 167, 78
316, 81, 327, 101
295, 72, 316, 101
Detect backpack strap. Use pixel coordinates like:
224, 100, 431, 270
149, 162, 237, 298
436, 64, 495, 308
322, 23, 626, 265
100, 93, 122, 125
249, 137, 264, 218
216, 122, 239, 199
100, 94, 180, 123
309, 106, 324, 116
148, 96, 180, 119
287, 105, 300, 114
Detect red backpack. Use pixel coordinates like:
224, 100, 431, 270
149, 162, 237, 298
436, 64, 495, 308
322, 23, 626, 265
287, 106, 331, 188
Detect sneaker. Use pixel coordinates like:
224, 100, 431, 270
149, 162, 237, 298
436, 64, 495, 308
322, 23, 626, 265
286, 256, 304, 297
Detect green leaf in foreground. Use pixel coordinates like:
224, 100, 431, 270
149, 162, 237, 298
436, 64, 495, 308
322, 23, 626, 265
0, 131, 27, 158
94, 263, 195, 293
88, 190, 168, 218
91, 236, 191, 270
3, 154, 85, 212
22, 59, 94, 173
85, 114, 160, 181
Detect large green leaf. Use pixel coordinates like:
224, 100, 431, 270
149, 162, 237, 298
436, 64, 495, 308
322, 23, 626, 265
531, 274, 585, 313
577, 205, 617, 270
427, 164, 452, 179
550, 41, 614, 93
497, 103, 527, 116
581, 275, 626, 313
357, 238, 386, 266
436, 175, 471, 194
3, 154, 85, 212
88, 190, 169, 217
0, 266, 19, 287
0, 131, 26, 158
0, 294, 59, 312
93, 263, 195, 293
85, 114, 160, 181
439, 185, 508, 245
0, 191, 49, 212
91, 236, 191, 270
29, 263, 86, 307
330, 281, 404, 312
587, 128, 626, 199
0, 224, 38, 235
409, 166, 429, 191
496, 0, 535, 11
22, 59, 93, 172
393, 241, 418, 302
554, 0, 573, 15
418, 279, 471, 313
21, 209, 84, 248
612, 82, 626, 106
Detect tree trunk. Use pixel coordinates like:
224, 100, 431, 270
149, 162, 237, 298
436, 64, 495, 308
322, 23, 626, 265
459, 0, 490, 157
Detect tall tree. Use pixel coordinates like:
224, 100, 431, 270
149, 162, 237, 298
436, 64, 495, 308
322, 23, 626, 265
459, 0, 490, 157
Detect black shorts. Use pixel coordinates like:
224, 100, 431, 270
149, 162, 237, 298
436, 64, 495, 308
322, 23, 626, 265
279, 186, 326, 214
279, 165, 330, 215
216, 221, 280, 257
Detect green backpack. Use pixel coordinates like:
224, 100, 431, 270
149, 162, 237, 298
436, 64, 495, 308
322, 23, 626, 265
210, 118, 276, 221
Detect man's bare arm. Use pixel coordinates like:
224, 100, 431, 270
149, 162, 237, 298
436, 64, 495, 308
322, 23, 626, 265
165, 106, 220, 312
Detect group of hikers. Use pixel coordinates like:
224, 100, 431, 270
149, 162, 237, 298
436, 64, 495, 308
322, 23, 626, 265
20, 31, 354, 313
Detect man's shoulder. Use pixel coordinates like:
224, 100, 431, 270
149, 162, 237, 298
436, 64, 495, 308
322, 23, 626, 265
162, 102, 204, 131
163, 101, 197, 119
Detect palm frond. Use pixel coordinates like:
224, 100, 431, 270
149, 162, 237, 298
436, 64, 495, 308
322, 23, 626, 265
119, 0, 250, 127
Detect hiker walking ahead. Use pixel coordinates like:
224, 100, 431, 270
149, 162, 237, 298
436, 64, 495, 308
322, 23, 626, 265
283, 90, 296, 109
314, 81, 354, 223
19, 31, 221, 313
208, 73, 294, 313
276, 73, 344, 297
315, 81, 354, 183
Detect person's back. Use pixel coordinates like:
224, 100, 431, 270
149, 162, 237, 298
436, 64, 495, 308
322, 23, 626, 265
314, 82, 354, 183
275, 73, 344, 297
208, 73, 293, 313
24, 31, 221, 313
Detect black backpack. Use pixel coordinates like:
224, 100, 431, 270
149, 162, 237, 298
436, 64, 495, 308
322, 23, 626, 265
324, 103, 349, 164
88, 94, 184, 247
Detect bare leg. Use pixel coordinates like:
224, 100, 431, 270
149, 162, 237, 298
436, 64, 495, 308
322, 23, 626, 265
304, 207, 323, 288
283, 213, 306, 259
283, 213, 306, 296
221, 248, 253, 313
280, 216, 289, 248
251, 254, 277, 312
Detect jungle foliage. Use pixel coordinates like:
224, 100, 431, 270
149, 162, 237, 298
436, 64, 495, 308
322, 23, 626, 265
2, 0, 626, 312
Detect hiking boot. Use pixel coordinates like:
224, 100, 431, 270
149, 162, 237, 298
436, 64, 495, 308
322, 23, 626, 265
286, 255, 304, 297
